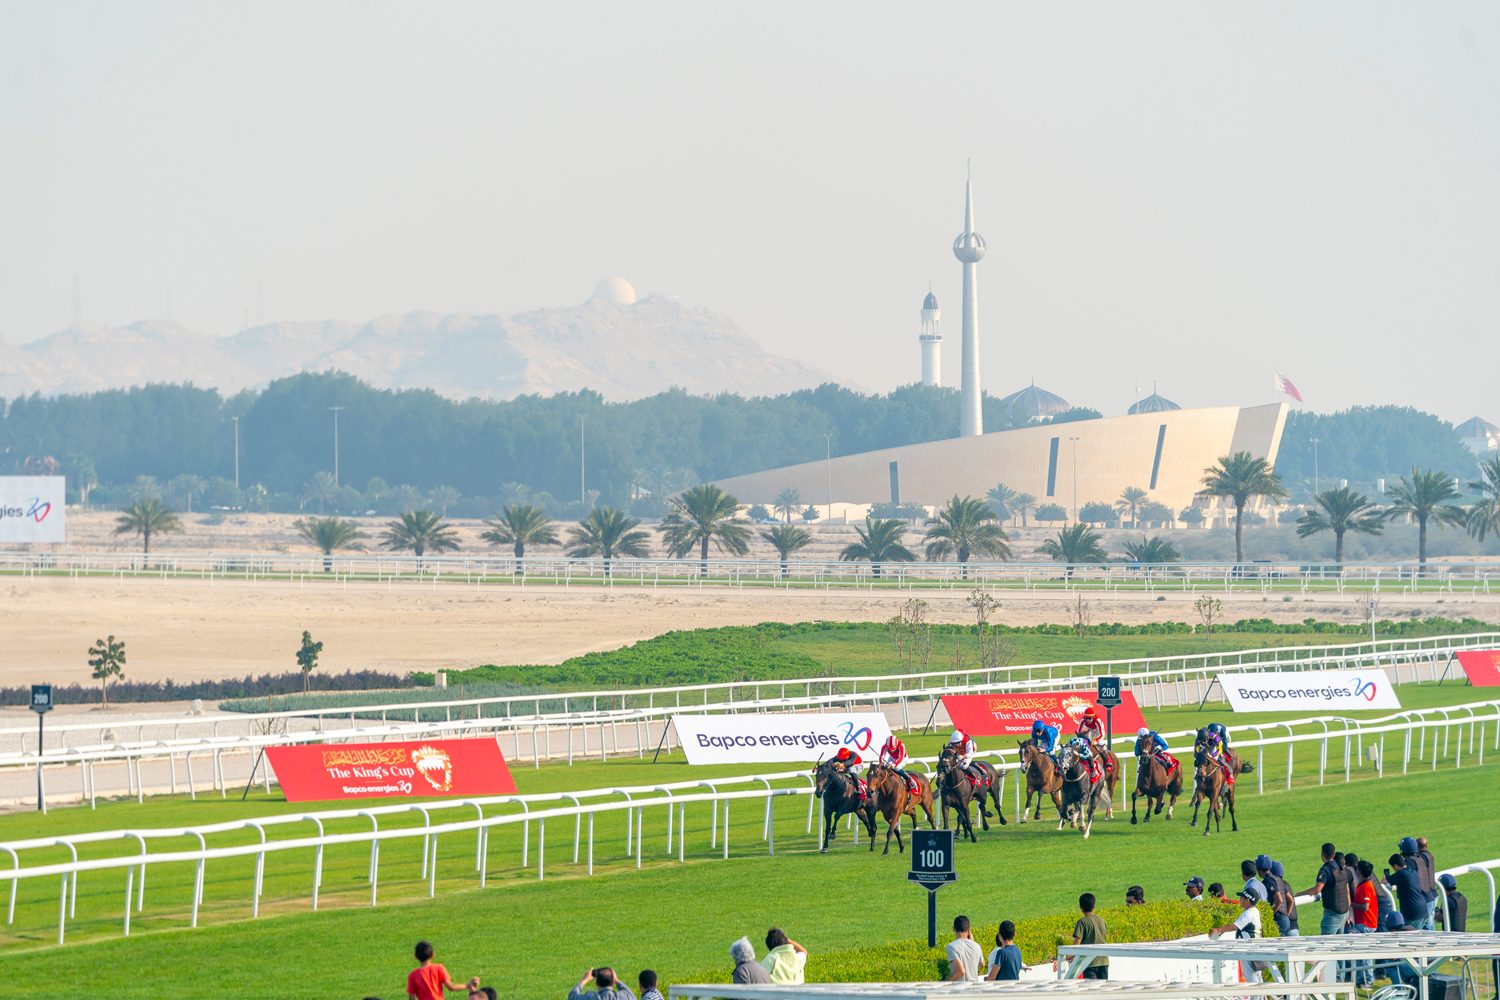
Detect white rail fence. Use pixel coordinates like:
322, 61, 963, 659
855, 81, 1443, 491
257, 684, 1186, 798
2, 709, 1498, 947
4, 634, 1495, 809
1, 550, 1495, 594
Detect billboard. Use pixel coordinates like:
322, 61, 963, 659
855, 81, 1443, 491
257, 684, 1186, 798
1455, 650, 1500, 687
1219, 670, 1402, 712
942, 691, 1146, 737
0, 476, 65, 544
673, 712, 892, 765
266, 738, 517, 801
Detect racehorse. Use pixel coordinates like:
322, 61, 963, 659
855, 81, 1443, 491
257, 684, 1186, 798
1129, 750, 1183, 825
1016, 740, 1063, 823
1056, 742, 1109, 839
813, 758, 878, 853
1085, 742, 1120, 821
1189, 746, 1239, 837
935, 747, 1007, 843
867, 763, 937, 855
1193, 729, 1255, 778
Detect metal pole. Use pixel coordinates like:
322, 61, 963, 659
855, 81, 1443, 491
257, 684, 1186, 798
36, 712, 44, 812
579, 415, 586, 506
330, 407, 344, 487
824, 432, 833, 519
231, 416, 240, 490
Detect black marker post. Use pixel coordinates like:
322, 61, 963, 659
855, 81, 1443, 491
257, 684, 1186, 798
907, 828, 956, 947
1096, 676, 1122, 750
30, 684, 53, 813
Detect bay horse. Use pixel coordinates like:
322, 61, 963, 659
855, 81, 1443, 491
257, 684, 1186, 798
1193, 729, 1255, 778
935, 747, 1007, 843
813, 759, 877, 853
1016, 739, 1062, 823
1129, 751, 1183, 825
867, 763, 937, 854
1056, 742, 1109, 839
1087, 742, 1121, 821
1189, 747, 1239, 836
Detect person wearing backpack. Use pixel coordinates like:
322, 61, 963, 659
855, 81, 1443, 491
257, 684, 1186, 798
1270, 861, 1301, 936
1256, 855, 1292, 937
1299, 842, 1353, 936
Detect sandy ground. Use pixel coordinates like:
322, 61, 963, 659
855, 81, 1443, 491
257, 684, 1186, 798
3, 574, 1499, 687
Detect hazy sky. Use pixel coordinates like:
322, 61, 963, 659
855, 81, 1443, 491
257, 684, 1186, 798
2, 2, 1497, 421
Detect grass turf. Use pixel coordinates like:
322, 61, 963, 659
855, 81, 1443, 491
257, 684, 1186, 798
1, 683, 1497, 997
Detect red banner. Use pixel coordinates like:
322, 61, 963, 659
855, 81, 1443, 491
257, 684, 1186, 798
267, 739, 517, 802
942, 690, 1147, 737
1456, 650, 1500, 687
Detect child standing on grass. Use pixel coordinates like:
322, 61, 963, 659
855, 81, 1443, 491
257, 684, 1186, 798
407, 940, 479, 1000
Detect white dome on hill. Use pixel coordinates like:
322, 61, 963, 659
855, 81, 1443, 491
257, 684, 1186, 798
591, 276, 637, 306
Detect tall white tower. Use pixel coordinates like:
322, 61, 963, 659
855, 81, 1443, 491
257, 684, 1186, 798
953, 164, 986, 437
919, 285, 941, 387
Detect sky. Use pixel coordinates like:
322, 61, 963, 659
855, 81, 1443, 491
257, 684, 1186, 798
1, 1, 1497, 421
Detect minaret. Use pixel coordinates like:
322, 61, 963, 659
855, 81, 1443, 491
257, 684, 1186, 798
953, 163, 986, 436
919, 284, 941, 387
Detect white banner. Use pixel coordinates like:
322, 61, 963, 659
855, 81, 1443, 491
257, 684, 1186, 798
1220, 670, 1401, 712
674, 712, 893, 765
0, 477, 65, 544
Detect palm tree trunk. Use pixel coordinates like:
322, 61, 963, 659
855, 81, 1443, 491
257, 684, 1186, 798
323, 551, 333, 573
700, 535, 710, 577
603, 554, 612, 579
873, 560, 882, 579
780, 557, 789, 579
1233, 503, 1244, 563
100, 677, 108, 707
143, 528, 151, 556
1335, 530, 1345, 564
515, 541, 526, 578
1417, 517, 1427, 566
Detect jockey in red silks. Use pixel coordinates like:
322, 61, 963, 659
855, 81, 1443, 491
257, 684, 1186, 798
1076, 707, 1111, 777
831, 746, 868, 799
946, 729, 981, 782
878, 734, 917, 793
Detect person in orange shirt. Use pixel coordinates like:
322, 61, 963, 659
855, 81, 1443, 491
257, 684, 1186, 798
407, 940, 479, 1000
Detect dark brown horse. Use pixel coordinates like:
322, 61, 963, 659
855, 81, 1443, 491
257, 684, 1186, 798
867, 763, 937, 854
1189, 750, 1239, 836
1016, 740, 1062, 823
935, 747, 1007, 843
1084, 741, 1121, 821
813, 759, 877, 853
1129, 751, 1183, 825
1056, 742, 1109, 839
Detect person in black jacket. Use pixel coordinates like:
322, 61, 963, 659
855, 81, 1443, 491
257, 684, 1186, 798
1436, 874, 1467, 932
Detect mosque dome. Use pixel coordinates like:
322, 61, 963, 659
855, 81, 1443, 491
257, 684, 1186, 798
922, 290, 939, 311
1128, 391, 1181, 415
998, 381, 1071, 421
591, 277, 637, 306
1456, 416, 1499, 439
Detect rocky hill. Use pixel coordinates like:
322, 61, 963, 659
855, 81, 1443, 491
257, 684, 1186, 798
0, 286, 839, 401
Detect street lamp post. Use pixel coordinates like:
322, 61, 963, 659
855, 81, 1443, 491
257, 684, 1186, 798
330, 407, 344, 487
580, 415, 587, 507
231, 416, 240, 491
824, 432, 834, 521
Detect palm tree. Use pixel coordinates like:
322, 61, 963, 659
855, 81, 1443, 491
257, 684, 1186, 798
1466, 456, 1500, 542
659, 484, 751, 576
169, 474, 207, 513
381, 510, 460, 568
773, 487, 802, 525
295, 516, 366, 572
1013, 492, 1037, 528
839, 517, 916, 579
1122, 535, 1181, 565
1200, 452, 1289, 564
985, 483, 1018, 523
761, 524, 811, 578
480, 503, 558, 573
1296, 486, 1385, 563
390, 484, 424, 514
302, 471, 339, 513
1386, 468, 1465, 565
567, 506, 651, 577
1039, 523, 1106, 578
114, 499, 183, 555
1116, 486, 1148, 528
428, 484, 461, 515
129, 475, 161, 502
923, 495, 1011, 578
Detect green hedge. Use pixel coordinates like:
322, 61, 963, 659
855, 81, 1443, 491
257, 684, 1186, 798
675, 900, 1274, 985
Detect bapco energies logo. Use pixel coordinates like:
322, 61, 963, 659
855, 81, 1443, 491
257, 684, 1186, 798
839, 720, 874, 751
1350, 676, 1379, 702
0, 498, 52, 523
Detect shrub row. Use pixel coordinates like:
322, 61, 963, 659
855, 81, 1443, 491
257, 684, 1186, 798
2, 670, 417, 708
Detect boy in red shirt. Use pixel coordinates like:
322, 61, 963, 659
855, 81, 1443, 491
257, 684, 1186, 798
1349, 864, 1379, 988
407, 940, 479, 1000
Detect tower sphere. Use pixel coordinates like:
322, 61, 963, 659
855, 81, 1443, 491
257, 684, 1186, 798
952, 231, 986, 263
591, 276, 637, 305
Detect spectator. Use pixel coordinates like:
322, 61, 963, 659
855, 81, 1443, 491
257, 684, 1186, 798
1270, 861, 1300, 936
1417, 837, 1439, 929
1125, 885, 1145, 906
986, 920, 1024, 982
1184, 876, 1205, 902
1364, 860, 1395, 930
1298, 842, 1353, 936
634, 971, 663, 1000
946, 914, 985, 982
569, 969, 634, 1000
1437, 874, 1468, 932
1210, 890, 1265, 982
729, 938, 771, 984
1255, 856, 1289, 937
469, 990, 498, 1000
1240, 859, 1268, 903
1386, 854, 1428, 928
1348, 859, 1378, 987
407, 941, 478, 1000
1072, 893, 1109, 981
760, 928, 807, 985
1208, 882, 1229, 904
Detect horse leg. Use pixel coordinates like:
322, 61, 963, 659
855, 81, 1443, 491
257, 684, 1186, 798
1166, 789, 1177, 821
991, 782, 1008, 826
1227, 787, 1238, 832
820, 805, 834, 852
1190, 784, 1202, 827
940, 795, 950, 831
961, 800, 978, 843
1130, 787, 1139, 825
864, 806, 878, 849
976, 789, 991, 831
1020, 787, 1031, 824
922, 791, 937, 830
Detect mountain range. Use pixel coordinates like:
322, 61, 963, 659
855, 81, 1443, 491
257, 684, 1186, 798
0, 292, 841, 401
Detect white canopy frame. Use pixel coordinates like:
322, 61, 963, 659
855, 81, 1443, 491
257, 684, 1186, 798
667, 981, 1356, 1000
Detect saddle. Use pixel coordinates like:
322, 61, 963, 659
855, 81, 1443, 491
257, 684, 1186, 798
1085, 758, 1103, 786
903, 774, 921, 796
856, 778, 870, 802
1153, 751, 1179, 775
963, 766, 987, 790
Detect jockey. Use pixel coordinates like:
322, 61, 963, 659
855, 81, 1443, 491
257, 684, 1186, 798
878, 733, 915, 790
1076, 707, 1105, 748
1204, 721, 1231, 749
1029, 719, 1060, 759
947, 729, 979, 778
1202, 728, 1235, 784
832, 746, 863, 771
1134, 727, 1174, 770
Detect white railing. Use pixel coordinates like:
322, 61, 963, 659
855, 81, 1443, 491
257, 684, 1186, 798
2, 708, 1497, 948
0, 550, 1494, 594
5, 636, 1495, 809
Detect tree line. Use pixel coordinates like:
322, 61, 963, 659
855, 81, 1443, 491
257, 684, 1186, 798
0, 372, 1483, 516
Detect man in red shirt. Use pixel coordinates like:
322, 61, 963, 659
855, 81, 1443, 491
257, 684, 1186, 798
407, 940, 478, 1000
1348, 864, 1379, 988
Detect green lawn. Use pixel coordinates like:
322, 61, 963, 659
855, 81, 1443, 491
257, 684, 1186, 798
2, 685, 1498, 998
